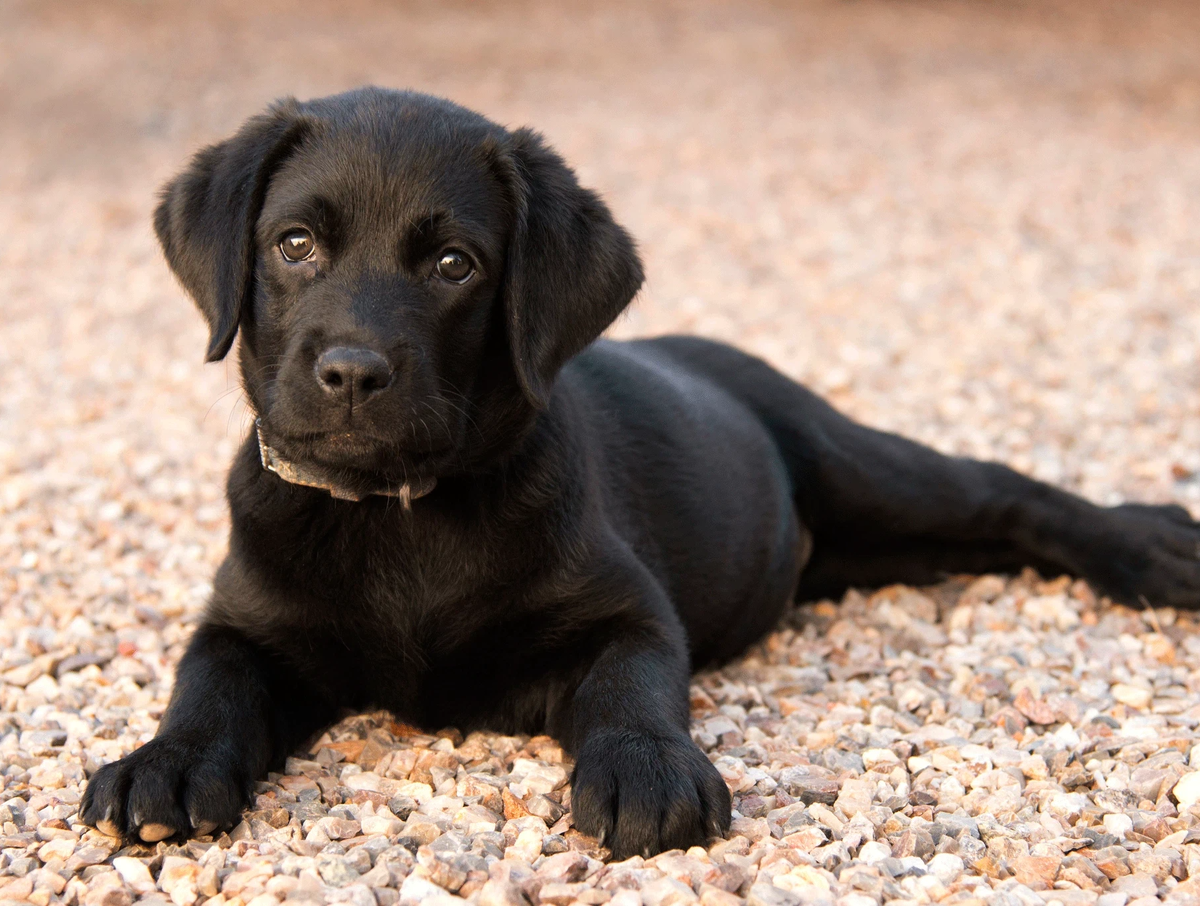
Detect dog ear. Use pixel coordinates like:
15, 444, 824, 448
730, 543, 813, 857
154, 100, 311, 362
501, 128, 644, 407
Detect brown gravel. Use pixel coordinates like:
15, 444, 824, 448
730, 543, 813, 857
4, 1, 1200, 905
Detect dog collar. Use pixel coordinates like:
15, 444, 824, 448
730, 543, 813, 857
256, 420, 436, 507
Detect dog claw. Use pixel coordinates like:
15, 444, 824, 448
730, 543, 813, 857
96, 818, 121, 838
138, 822, 175, 842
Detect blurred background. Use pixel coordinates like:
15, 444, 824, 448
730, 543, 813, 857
3, 0, 1200, 623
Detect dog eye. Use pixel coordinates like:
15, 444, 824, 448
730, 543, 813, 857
280, 230, 315, 262
436, 250, 474, 284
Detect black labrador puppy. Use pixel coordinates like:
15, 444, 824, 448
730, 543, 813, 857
82, 87, 1200, 859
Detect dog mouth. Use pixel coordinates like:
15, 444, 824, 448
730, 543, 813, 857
255, 420, 440, 504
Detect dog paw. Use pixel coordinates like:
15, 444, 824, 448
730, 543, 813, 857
1085, 503, 1200, 609
570, 728, 731, 859
81, 736, 249, 842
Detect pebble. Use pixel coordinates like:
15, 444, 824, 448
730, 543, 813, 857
1172, 772, 1200, 807
747, 882, 801, 906
1103, 814, 1134, 838
1111, 684, 1153, 710
1111, 874, 1160, 899
111, 858, 155, 896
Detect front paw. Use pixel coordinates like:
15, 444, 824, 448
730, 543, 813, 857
81, 736, 249, 842
1087, 503, 1200, 608
570, 728, 731, 859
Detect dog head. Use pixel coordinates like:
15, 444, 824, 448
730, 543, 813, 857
155, 88, 642, 497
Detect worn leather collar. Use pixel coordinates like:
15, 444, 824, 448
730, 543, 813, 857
256, 420, 436, 507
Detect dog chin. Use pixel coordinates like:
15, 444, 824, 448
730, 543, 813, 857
262, 423, 444, 481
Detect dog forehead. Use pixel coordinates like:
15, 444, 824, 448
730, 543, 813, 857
268, 97, 508, 225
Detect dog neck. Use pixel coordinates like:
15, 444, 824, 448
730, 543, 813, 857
255, 421, 437, 507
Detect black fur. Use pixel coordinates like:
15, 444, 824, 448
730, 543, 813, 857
82, 88, 1200, 859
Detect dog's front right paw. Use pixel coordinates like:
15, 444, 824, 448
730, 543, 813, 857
570, 728, 731, 860
81, 736, 249, 842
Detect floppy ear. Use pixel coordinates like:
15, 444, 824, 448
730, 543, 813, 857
154, 100, 311, 362
502, 128, 644, 407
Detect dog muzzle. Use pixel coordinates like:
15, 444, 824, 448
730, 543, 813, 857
256, 420, 436, 507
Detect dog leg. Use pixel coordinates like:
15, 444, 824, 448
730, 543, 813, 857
775, 394, 1200, 607
81, 624, 337, 842
554, 558, 732, 859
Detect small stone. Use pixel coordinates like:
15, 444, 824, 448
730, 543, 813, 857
415, 854, 466, 892
1144, 634, 1176, 664
511, 828, 545, 862
729, 817, 771, 842
1129, 766, 1173, 802
1111, 874, 1159, 899
1019, 754, 1049, 781
1111, 684, 1152, 710
858, 841, 890, 863
509, 760, 568, 796
1103, 814, 1133, 838
834, 778, 874, 817
158, 856, 200, 906
525, 794, 565, 824
1013, 688, 1056, 725
1011, 855, 1061, 889
986, 835, 1029, 866
1127, 849, 1179, 883
36, 836, 76, 862
542, 834, 569, 854
1171, 772, 1200, 807
537, 851, 589, 882
698, 887, 742, 906
778, 772, 839, 805
927, 853, 964, 883
318, 853, 363, 888
478, 879, 529, 906
399, 873, 450, 904
540, 882, 592, 905
892, 828, 934, 859
1093, 845, 1132, 880
362, 813, 404, 836
1166, 878, 1200, 906
19, 729, 67, 751
861, 748, 899, 770
747, 882, 801, 906
400, 813, 446, 845
197, 866, 220, 897
3, 656, 54, 687
502, 788, 532, 820
1061, 855, 1111, 891
779, 825, 826, 852
317, 816, 362, 839
84, 880, 133, 906
112, 857, 156, 895
641, 877, 699, 906
65, 843, 116, 872
937, 814, 979, 838
1047, 792, 1090, 823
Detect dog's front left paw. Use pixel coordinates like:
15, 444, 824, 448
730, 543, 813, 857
570, 728, 731, 860
81, 736, 250, 842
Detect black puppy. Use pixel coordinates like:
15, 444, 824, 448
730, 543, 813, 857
82, 88, 1200, 859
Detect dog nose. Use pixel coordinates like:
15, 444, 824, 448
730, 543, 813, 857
314, 347, 393, 402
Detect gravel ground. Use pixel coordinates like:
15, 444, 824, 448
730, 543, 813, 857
4, 1, 1200, 904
